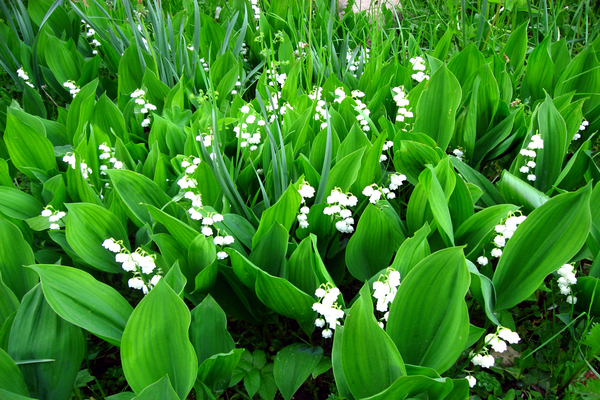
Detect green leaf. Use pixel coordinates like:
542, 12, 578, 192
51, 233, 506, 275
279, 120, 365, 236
393, 140, 441, 186
493, 184, 592, 310
249, 222, 288, 277
325, 147, 365, 195
274, 344, 323, 400
0, 347, 29, 397
346, 204, 404, 281
252, 183, 301, 247
190, 295, 235, 365
198, 349, 244, 394
8, 285, 85, 400
107, 169, 175, 228
121, 280, 197, 398
30, 264, 133, 346
420, 165, 454, 246
341, 284, 406, 399
533, 95, 568, 193
45, 36, 82, 85
389, 223, 431, 278
0, 218, 38, 300
450, 157, 504, 206
331, 327, 354, 400
499, 170, 549, 214
0, 187, 43, 220
65, 203, 129, 273
360, 374, 454, 400
132, 375, 179, 400
4, 109, 57, 179
255, 271, 316, 335
501, 21, 528, 77
0, 273, 19, 329
387, 247, 470, 374
455, 204, 520, 259
413, 65, 461, 151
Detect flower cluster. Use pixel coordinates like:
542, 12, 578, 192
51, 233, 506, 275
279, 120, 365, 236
63, 81, 80, 98
372, 268, 401, 328
234, 105, 265, 152
452, 148, 465, 162
264, 92, 293, 120
351, 90, 372, 133
17, 68, 34, 88
556, 264, 578, 304
471, 327, 520, 369
102, 238, 162, 294
177, 156, 201, 193
572, 120, 589, 141
63, 152, 93, 179
41, 206, 67, 230
312, 284, 345, 339
324, 188, 357, 233
294, 41, 309, 58
363, 173, 407, 203
519, 134, 543, 182
250, 0, 261, 23
266, 62, 287, 89
311, 88, 329, 130
98, 143, 124, 175
409, 57, 429, 82
481, 214, 527, 260
391, 86, 413, 122
82, 20, 101, 55
346, 47, 369, 78
297, 182, 315, 229
379, 140, 394, 163
199, 213, 234, 260
130, 88, 157, 128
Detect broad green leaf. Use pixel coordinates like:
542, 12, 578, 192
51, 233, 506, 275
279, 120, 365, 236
0, 187, 43, 220
450, 157, 504, 206
92, 94, 128, 142
30, 264, 133, 346
521, 36, 555, 103
121, 280, 197, 398
249, 222, 288, 277
66, 79, 98, 144
4, 109, 56, 179
346, 204, 404, 281
389, 223, 431, 278
413, 65, 461, 151
499, 171, 549, 214
387, 247, 470, 374
198, 349, 244, 394
8, 285, 85, 400
533, 95, 568, 193
132, 375, 179, 400
255, 271, 316, 335
455, 204, 520, 259
325, 147, 365, 195
0, 389, 37, 400
341, 284, 405, 399
0, 218, 38, 300
501, 21, 528, 76
65, 203, 129, 273
361, 374, 454, 400
0, 273, 19, 328
393, 140, 441, 186
331, 327, 354, 400
190, 295, 235, 365
45, 36, 82, 85
274, 344, 323, 400
420, 165, 454, 246
287, 237, 319, 296
107, 169, 175, 228
493, 184, 592, 310
467, 261, 500, 326
252, 184, 301, 247
0, 347, 29, 397
575, 277, 600, 317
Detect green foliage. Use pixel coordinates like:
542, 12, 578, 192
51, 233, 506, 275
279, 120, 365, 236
0, 0, 599, 399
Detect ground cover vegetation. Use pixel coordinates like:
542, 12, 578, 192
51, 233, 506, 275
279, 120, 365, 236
0, 0, 600, 399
